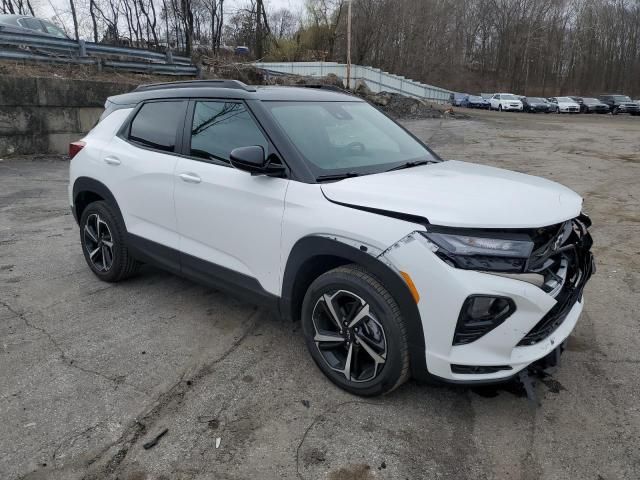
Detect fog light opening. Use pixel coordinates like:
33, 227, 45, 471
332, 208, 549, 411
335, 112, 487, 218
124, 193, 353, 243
453, 295, 516, 345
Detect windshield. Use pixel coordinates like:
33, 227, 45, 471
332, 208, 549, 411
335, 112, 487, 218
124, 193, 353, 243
583, 98, 599, 104
468, 96, 483, 101
557, 97, 574, 102
613, 95, 632, 102
501, 94, 519, 100
265, 101, 437, 177
527, 97, 544, 102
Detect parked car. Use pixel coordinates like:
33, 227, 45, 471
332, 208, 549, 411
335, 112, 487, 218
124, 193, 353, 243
0, 14, 68, 38
69, 80, 594, 396
449, 93, 469, 107
462, 95, 490, 109
489, 93, 523, 111
547, 97, 580, 113
577, 97, 610, 114
598, 94, 640, 115
521, 97, 551, 113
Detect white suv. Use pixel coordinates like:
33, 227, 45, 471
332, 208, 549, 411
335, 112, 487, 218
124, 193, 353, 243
69, 80, 594, 396
490, 93, 524, 111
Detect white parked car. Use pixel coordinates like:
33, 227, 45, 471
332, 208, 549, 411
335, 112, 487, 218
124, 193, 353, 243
489, 93, 523, 111
68, 80, 594, 396
548, 97, 581, 113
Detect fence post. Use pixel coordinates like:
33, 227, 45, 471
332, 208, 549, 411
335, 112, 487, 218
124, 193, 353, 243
78, 39, 86, 57
166, 49, 174, 64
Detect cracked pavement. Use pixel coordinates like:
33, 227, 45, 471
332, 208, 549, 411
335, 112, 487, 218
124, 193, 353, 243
1, 111, 640, 479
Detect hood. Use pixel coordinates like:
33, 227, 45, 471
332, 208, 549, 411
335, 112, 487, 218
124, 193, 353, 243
321, 160, 583, 229
558, 101, 579, 107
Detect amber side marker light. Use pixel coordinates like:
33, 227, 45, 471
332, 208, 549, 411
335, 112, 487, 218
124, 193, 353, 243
400, 271, 420, 303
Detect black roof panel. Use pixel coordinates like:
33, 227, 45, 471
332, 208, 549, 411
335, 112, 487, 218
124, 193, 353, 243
108, 81, 361, 106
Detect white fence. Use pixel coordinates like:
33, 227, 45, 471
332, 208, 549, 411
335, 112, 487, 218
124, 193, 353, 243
254, 61, 453, 103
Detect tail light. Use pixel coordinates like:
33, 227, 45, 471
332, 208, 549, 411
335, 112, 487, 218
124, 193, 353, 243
69, 141, 86, 159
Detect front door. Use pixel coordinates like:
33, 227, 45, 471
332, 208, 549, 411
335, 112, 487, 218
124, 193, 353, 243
174, 100, 289, 297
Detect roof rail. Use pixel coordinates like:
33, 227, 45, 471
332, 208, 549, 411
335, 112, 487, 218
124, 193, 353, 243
134, 79, 256, 92
297, 84, 345, 92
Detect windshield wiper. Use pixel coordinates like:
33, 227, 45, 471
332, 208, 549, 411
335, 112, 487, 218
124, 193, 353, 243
385, 160, 432, 172
316, 172, 360, 182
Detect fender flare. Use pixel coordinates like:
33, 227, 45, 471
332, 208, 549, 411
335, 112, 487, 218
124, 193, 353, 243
280, 235, 428, 379
72, 177, 123, 225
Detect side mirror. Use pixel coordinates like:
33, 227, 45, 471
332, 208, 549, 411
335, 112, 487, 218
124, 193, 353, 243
230, 145, 266, 173
229, 145, 287, 177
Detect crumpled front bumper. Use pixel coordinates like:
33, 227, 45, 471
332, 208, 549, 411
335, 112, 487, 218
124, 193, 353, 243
380, 230, 593, 383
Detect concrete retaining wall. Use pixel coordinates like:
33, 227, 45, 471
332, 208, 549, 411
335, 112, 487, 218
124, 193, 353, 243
0, 76, 134, 156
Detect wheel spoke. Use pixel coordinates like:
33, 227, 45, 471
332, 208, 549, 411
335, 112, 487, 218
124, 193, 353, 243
341, 342, 353, 381
356, 333, 386, 365
89, 247, 100, 259
101, 246, 109, 270
314, 331, 344, 343
84, 225, 98, 242
102, 239, 113, 248
348, 303, 370, 328
95, 215, 101, 237
322, 294, 342, 330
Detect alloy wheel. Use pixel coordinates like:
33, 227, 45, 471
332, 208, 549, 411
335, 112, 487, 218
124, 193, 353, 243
83, 213, 114, 272
311, 290, 387, 383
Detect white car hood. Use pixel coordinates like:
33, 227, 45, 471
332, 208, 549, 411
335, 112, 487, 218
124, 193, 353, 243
558, 101, 579, 107
321, 160, 583, 229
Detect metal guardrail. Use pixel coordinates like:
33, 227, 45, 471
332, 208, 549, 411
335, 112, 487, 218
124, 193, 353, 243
0, 27, 198, 76
254, 61, 453, 103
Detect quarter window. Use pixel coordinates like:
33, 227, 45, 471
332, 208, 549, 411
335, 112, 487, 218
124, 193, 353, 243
189, 101, 268, 162
129, 101, 186, 152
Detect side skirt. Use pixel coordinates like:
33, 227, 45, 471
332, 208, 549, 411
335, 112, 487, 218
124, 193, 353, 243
126, 233, 280, 311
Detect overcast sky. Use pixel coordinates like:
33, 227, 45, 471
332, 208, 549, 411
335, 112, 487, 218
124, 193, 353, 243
39, 0, 305, 19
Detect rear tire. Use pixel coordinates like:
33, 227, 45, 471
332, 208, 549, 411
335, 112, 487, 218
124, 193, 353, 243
301, 264, 410, 396
79, 201, 140, 282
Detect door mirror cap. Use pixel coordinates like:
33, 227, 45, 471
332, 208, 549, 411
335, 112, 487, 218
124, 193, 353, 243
230, 145, 266, 173
230, 145, 287, 177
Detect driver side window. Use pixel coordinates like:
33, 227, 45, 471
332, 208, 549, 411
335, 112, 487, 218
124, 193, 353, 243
189, 101, 268, 163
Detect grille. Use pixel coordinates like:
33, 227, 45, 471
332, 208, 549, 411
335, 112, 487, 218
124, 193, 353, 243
518, 219, 594, 346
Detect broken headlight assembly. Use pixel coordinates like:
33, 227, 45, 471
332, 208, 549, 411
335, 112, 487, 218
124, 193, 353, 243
419, 229, 534, 273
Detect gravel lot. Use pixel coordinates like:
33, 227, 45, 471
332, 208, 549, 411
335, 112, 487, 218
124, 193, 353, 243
1, 110, 639, 480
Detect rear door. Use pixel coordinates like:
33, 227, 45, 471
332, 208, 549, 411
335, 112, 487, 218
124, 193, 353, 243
173, 99, 289, 297
103, 99, 187, 268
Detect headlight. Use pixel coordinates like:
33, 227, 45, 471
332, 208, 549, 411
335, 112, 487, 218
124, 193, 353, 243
420, 230, 534, 272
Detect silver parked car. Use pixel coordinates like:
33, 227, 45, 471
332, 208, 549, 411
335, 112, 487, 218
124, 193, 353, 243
0, 14, 68, 38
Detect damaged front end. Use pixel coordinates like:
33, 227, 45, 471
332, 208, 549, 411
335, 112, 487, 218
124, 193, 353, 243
419, 213, 595, 348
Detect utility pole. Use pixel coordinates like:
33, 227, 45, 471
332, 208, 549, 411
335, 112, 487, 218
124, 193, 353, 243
346, 0, 352, 89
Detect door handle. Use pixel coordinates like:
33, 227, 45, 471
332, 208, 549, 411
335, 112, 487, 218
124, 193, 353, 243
103, 156, 121, 166
179, 173, 201, 184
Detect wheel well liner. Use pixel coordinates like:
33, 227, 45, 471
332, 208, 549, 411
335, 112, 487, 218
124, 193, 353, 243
280, 235, 427, 378
72, 177, 123, 225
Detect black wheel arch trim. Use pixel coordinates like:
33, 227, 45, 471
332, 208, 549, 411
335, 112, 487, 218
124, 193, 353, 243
72, 177, 123, 226
280, 235, 428, 379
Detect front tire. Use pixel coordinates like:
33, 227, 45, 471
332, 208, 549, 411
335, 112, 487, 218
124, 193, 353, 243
301, 265, 410, 396
80, 201, 140, 282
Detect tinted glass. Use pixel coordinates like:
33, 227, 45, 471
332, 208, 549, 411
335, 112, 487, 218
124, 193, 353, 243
190, 101, 268, 162
501, 94, 518, 100
129, 101, 185, 152
583, 98, 599, 104
266, 101, 434, 174
613, 95, 632, 102
42, 21, 67, 38
19, 18, 44, 31
526, 97, 544, 102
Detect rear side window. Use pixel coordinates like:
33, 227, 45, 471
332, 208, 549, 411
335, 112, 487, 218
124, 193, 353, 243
129, 101, 186, 152
189, 101, 268, 162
